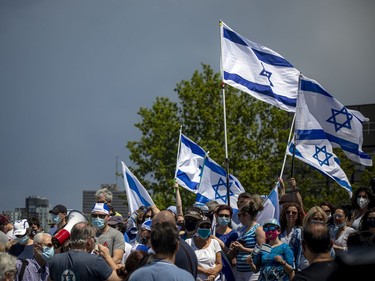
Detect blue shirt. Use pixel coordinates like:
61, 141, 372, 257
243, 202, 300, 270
15, 257, 49, 281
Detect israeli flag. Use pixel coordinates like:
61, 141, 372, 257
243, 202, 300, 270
196, 156, 245, 212
299, 76, 372, 166
175, 134, 206, 193
256, 184, 279, 225
220, 21, 300, 112
121, 161, 155, 214
288, 79, 353, 196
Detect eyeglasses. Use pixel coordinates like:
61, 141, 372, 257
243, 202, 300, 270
91, 214, 107, 219
218, 214, 230, 218
41, 243, 54, 248
263, 225, 278, 232
286, 210, 297, 215
199, 225, 211, 229
333, 214, 344, 219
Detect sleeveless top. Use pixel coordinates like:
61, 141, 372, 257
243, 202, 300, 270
236, 223, 260, 272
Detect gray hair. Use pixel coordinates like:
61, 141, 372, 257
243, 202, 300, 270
95, 188, 113, 203
0, 252, 17, 279
33, 232, 51, 244
69, 222, 96, 246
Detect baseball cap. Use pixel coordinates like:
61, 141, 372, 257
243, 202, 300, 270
263, 218, 280, 228
141, 219, 152, 231
197, 217, 212, 227
49, 204, 68, 215
13, 219, 29, 236
108, 216, 124, 226
91, 203, 110, 215
166, 206, 177, 215
185, 209, 203, 221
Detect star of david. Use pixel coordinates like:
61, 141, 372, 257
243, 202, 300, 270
313, 145, 333, 166
212, 177, 234, 203
62, 270, 75, 281
326, 106, 353, 132
259, 63, 274, 87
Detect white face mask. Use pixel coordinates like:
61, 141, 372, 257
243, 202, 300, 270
357, 197, 369, 209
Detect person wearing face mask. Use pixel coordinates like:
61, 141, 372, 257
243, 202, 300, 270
48, 204, 68, 236
213, 204, 238, 281
349, 187, 375, 231
8, 219, 33, 259
331, 205, 356, 255
358, 207, 375, 234
91, 203, 125, 265
247, 218, 294, 281
131, 220, 152, 253
186, 217, 222, 281
15, 232, 53, 281
180, 207, 203, 240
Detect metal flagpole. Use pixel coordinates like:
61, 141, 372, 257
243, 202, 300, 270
220, 21, 231, 207
174, 125, 183, 179
279, 113, 296, 178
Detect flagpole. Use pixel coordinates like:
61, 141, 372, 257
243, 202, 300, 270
174, 125, 183, 179
279, 113, 296, 178
220, 21, 231, 207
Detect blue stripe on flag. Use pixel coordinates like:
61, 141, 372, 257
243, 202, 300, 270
300, 79, 332, 98
176, 170, 199, 191
181, 135, 206, 157
224, 71, 297, 107
223, 27, 294, 67
126, 172, 152, 207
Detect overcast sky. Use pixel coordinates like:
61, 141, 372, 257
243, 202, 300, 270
1, 0, 374, 213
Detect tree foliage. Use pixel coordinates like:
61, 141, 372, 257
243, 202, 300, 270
126, 64, 374, 210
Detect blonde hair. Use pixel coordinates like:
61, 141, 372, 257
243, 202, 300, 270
302, 206, 328, 228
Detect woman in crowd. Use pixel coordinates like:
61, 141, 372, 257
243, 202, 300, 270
247, 218, 294, 281
279, 202, 306, 271
349, 187, 375, 230
319, 201, 336, 235
331, 205, 356, 254
213, 204, 238, 255
359, 207, 375, 234
186, 217, 222, 281
302, 206, 328, 228
229, 199, 265, 281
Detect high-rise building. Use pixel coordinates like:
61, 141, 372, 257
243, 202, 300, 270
25, 196, 50, 230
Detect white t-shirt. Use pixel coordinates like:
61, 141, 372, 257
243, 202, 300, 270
186, 237, 221, 281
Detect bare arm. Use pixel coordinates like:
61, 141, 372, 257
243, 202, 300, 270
174, 181, 184, 217
290, 178, 305, 214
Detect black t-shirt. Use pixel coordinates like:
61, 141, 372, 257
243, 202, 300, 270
175, 237, 198, 279
293, 260, 337, 281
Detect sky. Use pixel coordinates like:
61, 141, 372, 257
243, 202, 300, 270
1, 0, 374, 213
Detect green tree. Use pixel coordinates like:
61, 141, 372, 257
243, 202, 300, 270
127, 64, 292, 210
126, 64, 374, 210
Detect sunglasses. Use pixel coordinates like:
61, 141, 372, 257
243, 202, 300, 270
218, 214, 230, 218
286, 210, 297, 215
91, 214, 107, 219
263, 225, 278, 232
199, 225, 211, 229
40, 243, 54, 248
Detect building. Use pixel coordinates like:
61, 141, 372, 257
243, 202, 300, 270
82, 184, 129, 217
25, 196, 50, 230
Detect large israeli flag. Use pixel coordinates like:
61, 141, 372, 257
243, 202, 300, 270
121, 161, 154, 214
288, 79, 353, 196
220, 21, 300, 112
299, 76, 372, 166
196, 156, 245, 212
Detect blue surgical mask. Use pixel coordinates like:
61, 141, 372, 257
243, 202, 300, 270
334, 221, 346, 228
217, 217, 230, 226
197, 228, 211, 239
16, 235, 29, 245
51, 214, 62, 224
92, 218, 106, 229
41, 246, 55, 262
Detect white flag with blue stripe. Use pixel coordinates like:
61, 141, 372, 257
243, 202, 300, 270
175, 134, 206, 193
220, 21, 300, 112
121, 161, 155, 214
299, 76, 372, 166
256, 184, 279, 225
196, 155, 245, 212
287, 79, 353, 196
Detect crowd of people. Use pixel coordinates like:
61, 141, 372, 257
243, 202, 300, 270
1, 177, 375, 281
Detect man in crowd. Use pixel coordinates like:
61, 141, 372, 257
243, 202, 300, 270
91, 203, 125, 264
49, 222, 123, 281
129, 221, 195, 281
48, 204, 68, 236
15, 232, 53, 281
8, 219, 34, 259
151, 210, 198, 279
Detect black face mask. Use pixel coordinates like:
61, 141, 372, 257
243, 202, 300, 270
185, 220, 197, 232
367, 219, 375, 228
